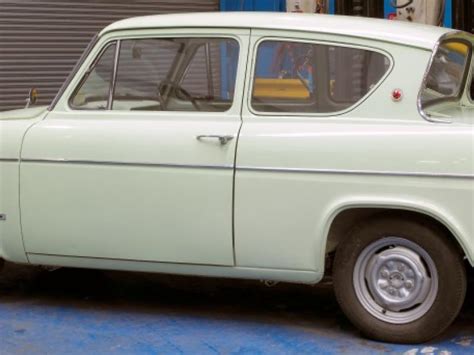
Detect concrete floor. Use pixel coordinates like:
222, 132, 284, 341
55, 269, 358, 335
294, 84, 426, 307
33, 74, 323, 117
0, 263, 472, 354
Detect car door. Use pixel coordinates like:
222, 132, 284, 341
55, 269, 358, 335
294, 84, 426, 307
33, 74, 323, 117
20, 29, 249, 266
234, 31, 397, 271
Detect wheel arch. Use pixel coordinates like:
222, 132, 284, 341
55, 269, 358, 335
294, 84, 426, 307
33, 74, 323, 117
319, 198, 473, 274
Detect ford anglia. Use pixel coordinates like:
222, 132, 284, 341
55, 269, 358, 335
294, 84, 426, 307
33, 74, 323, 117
0, 12, 473, 343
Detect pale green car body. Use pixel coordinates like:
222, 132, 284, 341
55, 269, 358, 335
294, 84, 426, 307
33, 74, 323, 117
0, 13, 473, 285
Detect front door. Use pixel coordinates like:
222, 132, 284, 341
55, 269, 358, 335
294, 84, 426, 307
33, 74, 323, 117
20, 29, 248, 266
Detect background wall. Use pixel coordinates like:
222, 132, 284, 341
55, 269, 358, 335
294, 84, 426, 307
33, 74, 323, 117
0, 0, 219, 111
0, 0, 472, 111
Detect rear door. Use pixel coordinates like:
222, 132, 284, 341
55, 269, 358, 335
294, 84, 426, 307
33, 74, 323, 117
20, 29, 249, 266
234, 30, 395, 271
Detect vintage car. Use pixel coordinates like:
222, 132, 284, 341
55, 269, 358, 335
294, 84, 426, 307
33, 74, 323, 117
0, 12, 473, 343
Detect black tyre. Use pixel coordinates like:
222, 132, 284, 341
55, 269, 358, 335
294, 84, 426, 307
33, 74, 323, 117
333, 215, 466, 343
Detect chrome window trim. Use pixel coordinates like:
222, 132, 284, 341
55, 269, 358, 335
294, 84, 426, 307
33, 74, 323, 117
108, 40, 121, 110
468, 65, 474, 104
0, 158, 20, 162
68, 40, 118, 111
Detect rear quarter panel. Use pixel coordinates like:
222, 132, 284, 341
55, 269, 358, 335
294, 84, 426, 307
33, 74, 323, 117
234, 32, 474, 276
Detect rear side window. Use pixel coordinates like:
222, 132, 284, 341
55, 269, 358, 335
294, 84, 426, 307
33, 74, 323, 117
251, 40, 390, 114
420, 40, 472, 107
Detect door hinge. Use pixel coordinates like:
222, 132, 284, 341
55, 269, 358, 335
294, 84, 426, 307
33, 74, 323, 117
0, 214, 6, 221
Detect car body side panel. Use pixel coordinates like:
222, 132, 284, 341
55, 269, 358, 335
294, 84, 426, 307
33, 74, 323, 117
0, 109, 47, 262
234, 32, 474, 272
0, 162, 28, 263
235, 167, 474, 271
27, 253, 322, 284
20, 28, 249, 266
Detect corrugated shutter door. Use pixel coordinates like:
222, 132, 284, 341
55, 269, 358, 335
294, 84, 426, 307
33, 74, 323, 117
335, 0, 384, 18
0, 0, 219, 111
471, 0, 474, 32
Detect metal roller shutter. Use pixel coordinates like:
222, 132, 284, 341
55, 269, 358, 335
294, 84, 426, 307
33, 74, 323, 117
452, 0, 473, 33
334, 0, 384, 18
0, 0, 219, 111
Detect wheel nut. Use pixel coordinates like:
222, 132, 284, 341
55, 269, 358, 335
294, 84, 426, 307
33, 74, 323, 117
398, 264, 405, 272
405, 280, 414, 290
388, 288, 396, 296
381, 269, 390, 278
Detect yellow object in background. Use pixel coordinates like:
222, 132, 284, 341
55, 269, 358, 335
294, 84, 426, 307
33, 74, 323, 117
445, 42, 470, 55
253, 78, 310, 99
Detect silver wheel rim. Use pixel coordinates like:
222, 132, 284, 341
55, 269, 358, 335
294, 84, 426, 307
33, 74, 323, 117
353, 237, 438, 324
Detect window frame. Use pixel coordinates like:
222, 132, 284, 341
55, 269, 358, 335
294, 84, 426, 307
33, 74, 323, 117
68, 40, 118, 111
417, 34, 474, 124
49, 34, 99, 111
247, 36, 394, 118
461, 60, 474, 106
66, 34, 242, 113
419, 38, 473, 108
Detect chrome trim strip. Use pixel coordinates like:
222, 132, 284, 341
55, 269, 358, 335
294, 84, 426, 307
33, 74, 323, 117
17, 159, 474, 178
0, 158, 19, 163
21, 158, 233, 171
27, 252, 317, 272
237, 166, 474, 179
108, 39, 121, 110
27, 252, 229, 267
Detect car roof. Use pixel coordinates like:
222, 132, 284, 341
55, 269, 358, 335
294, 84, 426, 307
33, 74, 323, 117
101, 12, 454, 50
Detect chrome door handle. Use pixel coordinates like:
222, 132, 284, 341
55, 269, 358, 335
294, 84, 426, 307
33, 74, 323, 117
196, 135, 235, 145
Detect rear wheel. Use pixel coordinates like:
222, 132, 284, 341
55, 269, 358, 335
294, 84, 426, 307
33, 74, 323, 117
333, 216, 466, 343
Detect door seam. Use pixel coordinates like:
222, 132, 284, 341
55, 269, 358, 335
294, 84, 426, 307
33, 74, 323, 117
231, 29, 252, 266
17, 113, 50, 263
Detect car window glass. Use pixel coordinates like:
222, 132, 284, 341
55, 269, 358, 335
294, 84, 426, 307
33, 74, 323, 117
112, 38, 180, 111
112, 37, 239, 112
70, 42, 116, 110
180, 41, 238, 103
328, 46, 390, 103
420, 40, 471, 107
251, 40, 390, 114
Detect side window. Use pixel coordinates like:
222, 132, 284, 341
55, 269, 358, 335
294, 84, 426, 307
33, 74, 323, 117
251, 40, 390, 114
112, 37, 239, 112
419, 40, 472, 116
180, 40, 239, 104
328, 46, 390, 103
70, 42, 116, 110
112, 38, 181, 111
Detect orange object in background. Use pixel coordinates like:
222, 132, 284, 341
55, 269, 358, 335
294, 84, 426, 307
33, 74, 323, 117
253, 78, 310, 99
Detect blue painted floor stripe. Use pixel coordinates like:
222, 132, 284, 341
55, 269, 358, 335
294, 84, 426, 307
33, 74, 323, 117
0, 264, 472, 354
